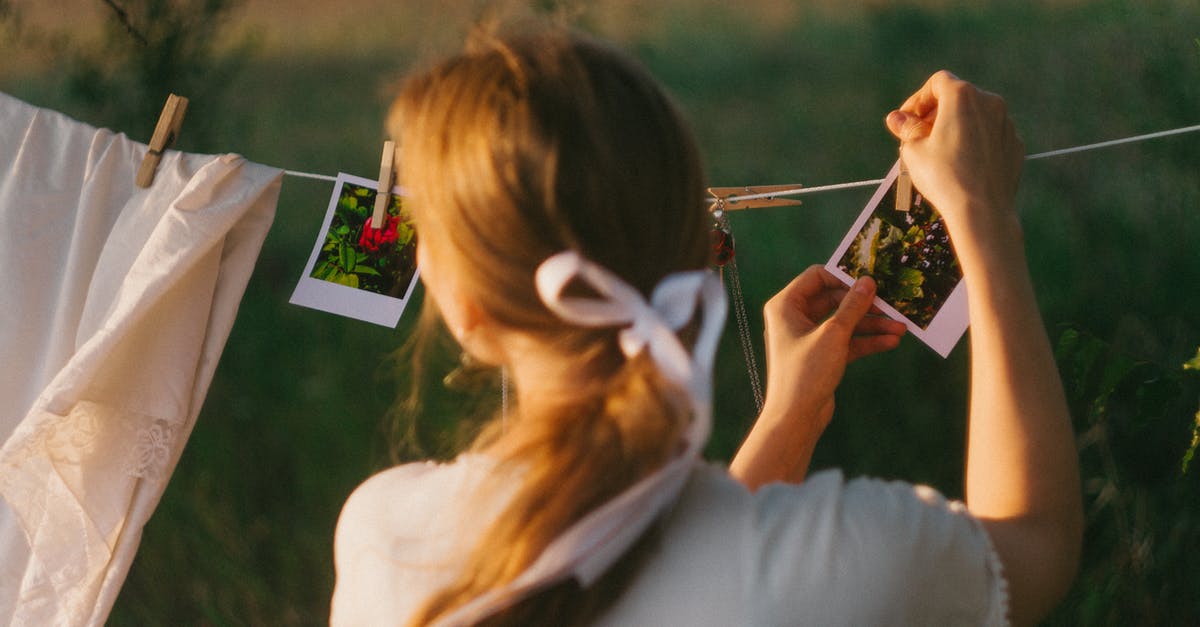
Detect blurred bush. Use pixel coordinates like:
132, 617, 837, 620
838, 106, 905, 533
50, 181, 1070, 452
1051, 330, 1200, 623
2, 0, 253, 151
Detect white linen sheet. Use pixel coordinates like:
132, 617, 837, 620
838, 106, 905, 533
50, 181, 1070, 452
0, 91, 281, 626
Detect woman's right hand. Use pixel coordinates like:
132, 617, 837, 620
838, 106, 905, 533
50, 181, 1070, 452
884, 71, 1025, 259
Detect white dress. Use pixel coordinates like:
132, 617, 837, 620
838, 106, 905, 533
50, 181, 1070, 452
332, 455, 1009, 626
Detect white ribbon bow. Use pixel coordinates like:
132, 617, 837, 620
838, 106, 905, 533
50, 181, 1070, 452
433, 250, 727, 627
534, 250, 725, 404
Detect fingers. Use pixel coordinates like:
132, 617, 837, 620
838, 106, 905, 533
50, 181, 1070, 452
898, 70, 957, 118
891, 70, 960, 118
847, 313, 906, 362
772, 265, 849, 322
818, 276, 907, 363
787, 265, 848, 300
886, 110, 933, 143
884, 70, 1025, 231
776, 268, 909, 335
852, 314, 906, 337
886, 70, 980, 143
848, 332, 903, 363
828, 276, 878, 334
771, 268, 906, 359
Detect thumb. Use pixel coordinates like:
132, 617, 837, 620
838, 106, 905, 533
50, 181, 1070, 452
829, 276, 877, 332
886, 110, 932, 143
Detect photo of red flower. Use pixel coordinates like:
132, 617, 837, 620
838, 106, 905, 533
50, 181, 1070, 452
309, 180, 417, 298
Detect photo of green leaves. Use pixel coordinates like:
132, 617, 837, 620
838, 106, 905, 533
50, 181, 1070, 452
836, 181, 961, 329
309, 181, 416, 298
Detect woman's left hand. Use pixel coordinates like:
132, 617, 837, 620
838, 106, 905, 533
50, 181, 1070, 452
730, 266, 905, 490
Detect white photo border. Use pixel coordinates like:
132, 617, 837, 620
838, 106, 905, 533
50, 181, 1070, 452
825, 161, 968, 357
289, 172, 420, 328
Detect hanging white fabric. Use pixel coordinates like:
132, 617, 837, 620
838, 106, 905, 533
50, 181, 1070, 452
0, 91, 281, 626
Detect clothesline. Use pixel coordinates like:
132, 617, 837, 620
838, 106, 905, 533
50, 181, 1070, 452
684, 123, 1200, 204
282, 122, 1200, 200
282, 169, 338, 182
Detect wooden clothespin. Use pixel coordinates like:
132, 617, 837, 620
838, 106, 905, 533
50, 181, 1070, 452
371, 140, 397, 229
136, 94, 188, 188
707, 184, 803, 214
895, 158, 913, 212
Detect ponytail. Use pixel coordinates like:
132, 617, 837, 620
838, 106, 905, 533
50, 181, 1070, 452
410, 352, 689, 626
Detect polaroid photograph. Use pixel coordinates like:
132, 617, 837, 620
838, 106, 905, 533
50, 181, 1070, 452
825, 161, 968, 357
290, 172, 420, 327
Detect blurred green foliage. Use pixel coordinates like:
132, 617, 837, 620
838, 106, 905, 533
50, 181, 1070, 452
2, 0, 1198, 624
2, 0, 253, 151
1052, 329, 1200, 623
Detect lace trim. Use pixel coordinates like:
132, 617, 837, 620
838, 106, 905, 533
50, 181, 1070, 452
0, 451, 107, 624
949, 501, 1011, 626
0, 400, 186, 624
122, 419, 177, 479
3, 400, 182, 482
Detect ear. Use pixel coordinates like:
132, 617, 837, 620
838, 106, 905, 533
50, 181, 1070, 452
417, 245, 507, 366
455, 296, 506, 366
457, 296, 486, 337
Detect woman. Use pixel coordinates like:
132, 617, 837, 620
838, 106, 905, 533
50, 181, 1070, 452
332, 26, 1081, 626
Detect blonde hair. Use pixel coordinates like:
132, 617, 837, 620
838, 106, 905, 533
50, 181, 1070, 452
390, 25, 709, 625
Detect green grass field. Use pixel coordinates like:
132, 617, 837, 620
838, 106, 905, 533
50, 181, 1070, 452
3, 0, 1199, 624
